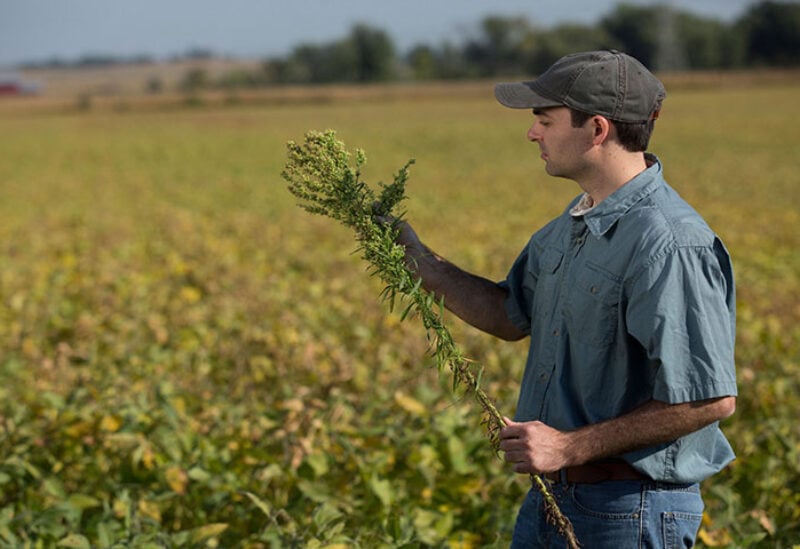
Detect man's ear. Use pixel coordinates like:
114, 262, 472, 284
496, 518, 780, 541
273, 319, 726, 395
591, 116, 612, 145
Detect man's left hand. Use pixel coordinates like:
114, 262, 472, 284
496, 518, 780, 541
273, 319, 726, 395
499, 417, 573, 474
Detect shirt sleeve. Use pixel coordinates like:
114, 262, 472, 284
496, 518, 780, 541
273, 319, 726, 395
626, 239, 738, 403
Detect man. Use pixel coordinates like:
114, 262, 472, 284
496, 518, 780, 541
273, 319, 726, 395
391, 50, 737, 547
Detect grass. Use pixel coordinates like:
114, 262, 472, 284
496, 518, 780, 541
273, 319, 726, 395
0, 77, 798, 547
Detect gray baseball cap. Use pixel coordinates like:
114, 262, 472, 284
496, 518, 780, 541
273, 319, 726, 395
494, 50, 666, 123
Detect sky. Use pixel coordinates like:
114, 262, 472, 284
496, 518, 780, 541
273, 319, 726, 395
0, 0, 759, 67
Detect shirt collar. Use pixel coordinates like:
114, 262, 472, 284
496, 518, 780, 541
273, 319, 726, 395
581, 153, 663, 237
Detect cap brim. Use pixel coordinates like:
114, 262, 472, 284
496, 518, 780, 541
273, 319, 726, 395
494, 82, 563, 110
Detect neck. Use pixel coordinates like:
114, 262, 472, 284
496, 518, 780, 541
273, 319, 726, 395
580, 151, 648, 204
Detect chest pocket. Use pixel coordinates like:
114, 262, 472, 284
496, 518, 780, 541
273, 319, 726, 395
528, 247, 564, 321
539, 247, 564, 275
566, 260, 622, 347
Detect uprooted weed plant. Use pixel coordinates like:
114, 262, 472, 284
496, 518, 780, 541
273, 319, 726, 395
283, 129, 579, 548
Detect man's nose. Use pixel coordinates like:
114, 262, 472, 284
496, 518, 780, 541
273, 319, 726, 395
527, 124, 541, 142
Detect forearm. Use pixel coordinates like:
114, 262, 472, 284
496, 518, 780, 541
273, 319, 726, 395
565, 397, 737, 466
407, 243, 525, 341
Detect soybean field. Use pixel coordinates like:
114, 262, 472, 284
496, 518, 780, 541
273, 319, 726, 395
0, 76, 798, 547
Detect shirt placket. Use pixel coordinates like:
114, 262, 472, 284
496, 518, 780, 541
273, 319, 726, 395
534, 217, 588, 421
535, 217, 589, 420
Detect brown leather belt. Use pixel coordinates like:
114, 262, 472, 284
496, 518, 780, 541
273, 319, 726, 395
544, 460, 648, 484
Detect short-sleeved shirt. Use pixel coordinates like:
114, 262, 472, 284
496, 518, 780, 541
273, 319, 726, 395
501, 155, 738, 483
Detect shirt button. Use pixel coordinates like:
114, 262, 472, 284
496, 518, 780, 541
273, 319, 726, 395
552, 329, 560, 337
590, 286, 599, 294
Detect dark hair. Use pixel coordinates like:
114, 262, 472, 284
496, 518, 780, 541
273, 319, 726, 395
569, 108, 658, 153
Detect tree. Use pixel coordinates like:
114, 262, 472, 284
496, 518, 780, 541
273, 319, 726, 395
601, 4, 661, 67
600, 4, 743, 71
434, 43, 472, 79
179, 68, 209, 93
463, 16, 534, 76
676, 11, 742, 69
739, 1, 800, 66
405, 42, 470, 80
261, 4, 800, 86
271, 24, 394, 84
528, 23, 616, 74
283, 42, 355, 84
348, 24, 396, 82
407, 45, 438, 80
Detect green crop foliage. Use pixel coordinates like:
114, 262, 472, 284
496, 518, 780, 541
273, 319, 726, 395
0, 79, 798, 547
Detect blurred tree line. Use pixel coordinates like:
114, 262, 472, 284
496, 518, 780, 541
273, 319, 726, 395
28, 1, 797, 93
201, 1, 798, 90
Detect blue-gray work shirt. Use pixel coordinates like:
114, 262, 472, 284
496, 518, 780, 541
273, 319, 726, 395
501, 156, 738, 483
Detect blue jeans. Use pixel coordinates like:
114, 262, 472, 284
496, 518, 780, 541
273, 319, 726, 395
511, 480, 704, 548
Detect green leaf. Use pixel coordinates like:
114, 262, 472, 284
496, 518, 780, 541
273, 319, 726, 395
67, 494, 101, 510
298, 479, 331, 503
187, 466, 212, 482
447, 436, 472, 475
400, 301, 416, 322
413, 509, 446, 545
4, 456, 42, 480
188, 523, 228, 543
43, 476, 66, 498
243, 491, 272, 517
57, 534, 91, 549
369, 475, 394, 508
306, 451, 330, 477
313, 502, 343, 530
